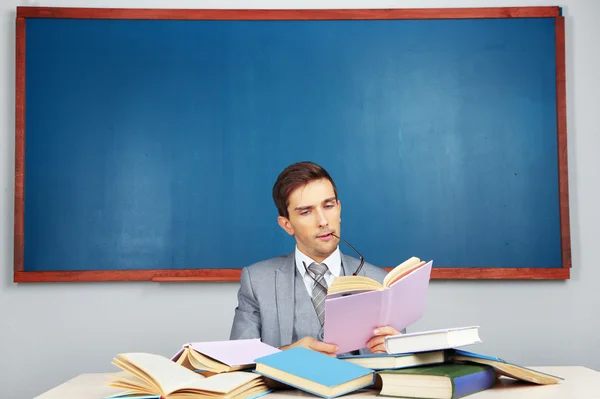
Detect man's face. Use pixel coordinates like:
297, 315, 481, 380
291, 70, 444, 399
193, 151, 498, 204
278, 178, 342, 263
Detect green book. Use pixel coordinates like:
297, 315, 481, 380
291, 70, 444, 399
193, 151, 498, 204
377, 363, 496, 399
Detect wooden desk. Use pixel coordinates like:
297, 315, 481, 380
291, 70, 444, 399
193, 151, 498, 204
34, 367, 600, 399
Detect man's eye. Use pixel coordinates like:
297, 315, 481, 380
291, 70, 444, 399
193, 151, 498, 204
300, 210, 310, 215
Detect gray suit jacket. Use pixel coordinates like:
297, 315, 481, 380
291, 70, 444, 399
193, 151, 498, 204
229, 250, 388, 350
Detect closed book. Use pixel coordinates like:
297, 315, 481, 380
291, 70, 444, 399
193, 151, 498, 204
338, 350, 447, 370
384, 326, 482, 355
377, 363, 496, 399
254, 347, 375, 398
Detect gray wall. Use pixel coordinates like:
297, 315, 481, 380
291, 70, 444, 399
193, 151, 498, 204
1, 0, 598, 398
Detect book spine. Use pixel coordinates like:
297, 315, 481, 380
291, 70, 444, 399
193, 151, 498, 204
452, 367, 496, 398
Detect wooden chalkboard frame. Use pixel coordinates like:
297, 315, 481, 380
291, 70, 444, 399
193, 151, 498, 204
13, 6, 570, 282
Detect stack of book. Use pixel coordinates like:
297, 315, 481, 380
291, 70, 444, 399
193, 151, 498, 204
337, 325, 562, 399
103, 256, 563, 399
322, 256, 563, 398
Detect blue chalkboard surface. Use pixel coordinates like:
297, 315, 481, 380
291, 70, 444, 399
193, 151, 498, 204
14, 7, 570, 281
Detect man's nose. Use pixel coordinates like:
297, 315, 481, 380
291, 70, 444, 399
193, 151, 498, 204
317, 209, 328, 227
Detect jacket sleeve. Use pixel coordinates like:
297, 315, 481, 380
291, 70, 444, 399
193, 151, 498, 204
230, 266, 262, 340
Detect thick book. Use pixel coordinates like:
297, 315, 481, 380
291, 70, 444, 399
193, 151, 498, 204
324, 257, 433, 353
106, 352, 270, 399
384, 326, 482, 354
376, 363, 496, 399
253, 347, 375, 398
448, 349, 563, 385
171, 338, 280, 375
338, 350, 447, 370
327, 256, 429, 295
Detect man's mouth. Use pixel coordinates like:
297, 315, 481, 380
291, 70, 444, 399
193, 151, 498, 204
317, 232, 335, 241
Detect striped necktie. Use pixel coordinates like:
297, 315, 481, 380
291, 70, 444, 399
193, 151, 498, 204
307, 262, 329, 326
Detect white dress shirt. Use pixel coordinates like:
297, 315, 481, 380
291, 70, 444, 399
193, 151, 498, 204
295, 246, 342, 298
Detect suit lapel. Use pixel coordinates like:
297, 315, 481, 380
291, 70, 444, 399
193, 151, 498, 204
275, 252, 295, 346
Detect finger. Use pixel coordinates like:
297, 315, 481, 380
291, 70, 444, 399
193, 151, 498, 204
368, 339, 388, 353
366, 335, 385, 349
310, 340, 338, 354
373, 326, 400, 336
369, 343, 387, 353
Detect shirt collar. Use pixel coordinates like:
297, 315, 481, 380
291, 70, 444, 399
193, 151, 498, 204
295, 246, 342, 277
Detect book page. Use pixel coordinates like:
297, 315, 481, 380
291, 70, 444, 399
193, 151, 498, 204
175, 348, 198, 372
109, 372, 154, 393
116, 353, 205, 395
383, 257, 423, 287
189, 351, 230, 372
327, 276, 382, 295
452, 355, 562, 384
178, 371, 264, 393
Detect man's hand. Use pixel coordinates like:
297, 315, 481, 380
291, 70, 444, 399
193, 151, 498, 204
366, 326, 401, 353
280, 337, 338, 356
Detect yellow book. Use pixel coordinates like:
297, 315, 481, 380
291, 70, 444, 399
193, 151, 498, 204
108, 352, 270, 399
171, 338, 281, 376
174, 346, 248, 376
327, 256, 427, 296
449, 350, 563, 385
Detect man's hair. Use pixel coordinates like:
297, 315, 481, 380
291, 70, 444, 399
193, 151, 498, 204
272, 161, 338, 219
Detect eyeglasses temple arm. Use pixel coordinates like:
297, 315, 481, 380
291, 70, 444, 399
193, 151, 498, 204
331, 233, 365, 276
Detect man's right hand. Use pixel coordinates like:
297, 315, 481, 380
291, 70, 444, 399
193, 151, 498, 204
280, 337, 338, 356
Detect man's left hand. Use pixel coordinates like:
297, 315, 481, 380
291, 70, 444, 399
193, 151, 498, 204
366, 326, 401, 353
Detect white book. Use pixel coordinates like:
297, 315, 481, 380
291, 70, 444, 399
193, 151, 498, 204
384, 326, 482, 354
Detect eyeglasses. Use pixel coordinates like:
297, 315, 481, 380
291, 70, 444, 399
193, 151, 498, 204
302, 232, 366, 290
331, 232, 365, 276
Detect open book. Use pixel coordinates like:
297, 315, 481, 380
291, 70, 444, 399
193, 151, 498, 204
448, 349, 563, 385
171, 339, 280, 375
327, 256, 427, 295
174, 346, 246, 376
324, 257, 433, 353
107, 352, 270, 399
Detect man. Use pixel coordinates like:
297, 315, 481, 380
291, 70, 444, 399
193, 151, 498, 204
230, 161, 400, 355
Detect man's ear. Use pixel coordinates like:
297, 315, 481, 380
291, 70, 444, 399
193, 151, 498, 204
277, 216, 295, 236
338, 199, 342, 222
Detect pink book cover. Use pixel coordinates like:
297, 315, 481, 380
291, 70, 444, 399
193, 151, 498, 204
323, 260, 433, 354
171, 338, 280, 366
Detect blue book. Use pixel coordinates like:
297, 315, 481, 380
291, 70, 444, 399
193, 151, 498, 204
254, 347, 375, 398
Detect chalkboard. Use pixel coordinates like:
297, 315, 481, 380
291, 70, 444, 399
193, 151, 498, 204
14, 6, 570, 282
